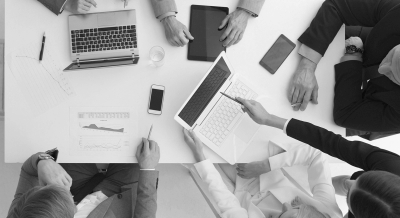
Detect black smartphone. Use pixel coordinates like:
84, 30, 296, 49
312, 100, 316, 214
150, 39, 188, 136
148, 85, 165, 115
259, 34, 296, 74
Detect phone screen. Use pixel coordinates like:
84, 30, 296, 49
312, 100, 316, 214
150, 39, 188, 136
149, 89, 164, 111
260, 35, 296, 74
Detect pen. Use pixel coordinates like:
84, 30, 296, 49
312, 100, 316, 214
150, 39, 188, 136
124, 0, 127, 8
39, 32, 46, 62
220, 92, 244, 105
147, 124, 153, 140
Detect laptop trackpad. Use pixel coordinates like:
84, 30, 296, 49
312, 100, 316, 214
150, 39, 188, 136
234, 115, 259, 144
98, 13, 116, 26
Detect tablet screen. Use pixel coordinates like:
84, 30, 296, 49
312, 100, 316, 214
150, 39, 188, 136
188, 5, 228, 62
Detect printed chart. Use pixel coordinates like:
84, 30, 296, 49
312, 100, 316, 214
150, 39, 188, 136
70, 108, 139, 156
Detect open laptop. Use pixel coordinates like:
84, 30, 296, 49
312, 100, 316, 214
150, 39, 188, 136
174, 52, 260, 164
65, 10, 139, 71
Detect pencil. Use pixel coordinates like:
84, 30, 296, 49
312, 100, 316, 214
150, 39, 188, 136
220, 92, 243, 105
39, 32, 46, 62
147, 125, 153, 140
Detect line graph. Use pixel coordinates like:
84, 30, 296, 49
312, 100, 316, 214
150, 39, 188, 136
79, 137, 130, 151
82, 124, 124, 133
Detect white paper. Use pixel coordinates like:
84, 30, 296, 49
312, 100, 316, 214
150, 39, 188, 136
69, 107, 139, 156
9, 40, 74, 115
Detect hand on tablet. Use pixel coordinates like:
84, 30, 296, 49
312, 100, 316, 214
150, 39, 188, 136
219, 9, 251, 47
64, 0, 97, 14
288, 57, 318, 111
161, 16, 194, 47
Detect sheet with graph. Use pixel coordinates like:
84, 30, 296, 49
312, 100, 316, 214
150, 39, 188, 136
8, 40, 74, 115
70, 107, 139, 156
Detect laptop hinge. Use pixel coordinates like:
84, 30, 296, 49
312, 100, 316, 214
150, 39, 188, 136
76, 58, 80, 67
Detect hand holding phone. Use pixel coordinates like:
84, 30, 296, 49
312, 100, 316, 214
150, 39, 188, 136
148, 85, 165, 115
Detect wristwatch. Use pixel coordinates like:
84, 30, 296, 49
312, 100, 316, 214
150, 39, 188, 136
36, 147, 59, 166
346, 45, 363, 54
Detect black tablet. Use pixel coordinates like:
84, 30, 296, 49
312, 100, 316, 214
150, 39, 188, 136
188, 5, 229, 62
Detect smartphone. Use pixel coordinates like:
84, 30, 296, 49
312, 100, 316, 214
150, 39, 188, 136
148, 85, 165, 115
259, 34, 296, 74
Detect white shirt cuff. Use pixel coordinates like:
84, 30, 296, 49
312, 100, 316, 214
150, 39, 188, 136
283, 119, 291, 135
158, 12, 176, 22
298, 44, 322, 64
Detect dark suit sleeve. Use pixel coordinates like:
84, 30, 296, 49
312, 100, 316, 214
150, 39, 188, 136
7, 153, 43, 218
286, 119, 400, 176
37, 0, 67, 15
133, 170, 159, 218
333, 61, 400, 132
299, 0, 400, 56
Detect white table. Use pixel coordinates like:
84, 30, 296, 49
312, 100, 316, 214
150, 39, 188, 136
5, 0, 345, 163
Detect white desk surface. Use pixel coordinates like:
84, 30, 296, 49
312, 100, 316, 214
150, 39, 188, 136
5, 0, 346, 163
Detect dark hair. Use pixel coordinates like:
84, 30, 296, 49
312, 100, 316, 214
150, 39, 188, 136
12, 185, 75, 218
350, 171, 400, 218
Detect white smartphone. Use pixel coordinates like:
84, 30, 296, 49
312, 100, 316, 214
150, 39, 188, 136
148, 85, 165, 115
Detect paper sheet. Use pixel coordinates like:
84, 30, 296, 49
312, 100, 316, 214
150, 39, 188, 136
9, 40, 74, 115
69, 107, 139, 156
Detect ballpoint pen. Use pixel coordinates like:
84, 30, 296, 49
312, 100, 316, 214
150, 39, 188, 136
220, 92, 244, 105
147, 124, 153, 140
39, 32, 46, 62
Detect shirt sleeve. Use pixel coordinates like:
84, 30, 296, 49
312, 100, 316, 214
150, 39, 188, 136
157, 12, 176, 21
283, 118, 292, 135
298, 44, 323, 64
340, 54, 363, 62
237, 0, 266, 17
194, 159, 248, 218
149, 0, 178, 19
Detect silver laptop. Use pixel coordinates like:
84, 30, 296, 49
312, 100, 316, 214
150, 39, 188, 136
174, 52, 260, 164
65, 10, 139, 71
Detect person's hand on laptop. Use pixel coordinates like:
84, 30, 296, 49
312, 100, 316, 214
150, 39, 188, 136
183, 128, 206, 162
288, 57, 318, 111
136, 138, 160, 169
236, 160, 271, 179
219, 8, 251, 47
237, 97, 288, 130
161, 16, 194, 47
64, 0, 97, 14
38, 159, 72, 190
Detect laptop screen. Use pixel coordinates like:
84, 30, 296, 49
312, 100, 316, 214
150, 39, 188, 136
178, 56, 231, 127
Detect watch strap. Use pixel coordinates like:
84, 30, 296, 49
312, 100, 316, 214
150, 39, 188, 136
346, 45, 364, 54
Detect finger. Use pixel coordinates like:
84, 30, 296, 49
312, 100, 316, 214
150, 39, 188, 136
294, 90, 306, 111
183, 28, 194, 40
220, 24, 233, 42
300, 90, 312, 111
142, 138, 150, 152
311, 87, 319, 104
80, 1, 93, 9
234, 32, 244, 45
237, 163, 246, 168
79, 3, 91, 12
219, 15, 229, 29
227, 31, 240, 47
188, 130, 202, 144
236, 97, 251, 109
178, 31, 189, 45
223, 29, 237, 47
183, 128, 195, 144
61, 177, 70, 189
174, 36, 184, 47
288, 85, 295, 103
66, 173, 73, 187
136, 140, 144, 157
149, 140, 156, 151
85, 0, 97, 7
291, 88, 300, 104
168, 39, 179, 47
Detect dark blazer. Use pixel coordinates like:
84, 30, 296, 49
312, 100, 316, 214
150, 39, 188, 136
37, 0, 67, 15
286, 119, 400, 218
7, 153, 158, 218
299, 0, 400, 133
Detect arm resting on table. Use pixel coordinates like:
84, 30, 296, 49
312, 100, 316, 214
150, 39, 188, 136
149, 0, 178, 19
133, 170, 159, 218
237, 0, 265, 17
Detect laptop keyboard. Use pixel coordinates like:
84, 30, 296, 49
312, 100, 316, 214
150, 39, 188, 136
200, 81, 257, 146
178, 66, 231, 127
70, 25, 137, 54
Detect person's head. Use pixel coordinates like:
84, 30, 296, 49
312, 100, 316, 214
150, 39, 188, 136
347, 171, 400, 218
11, 184, 76, 218
278, 197, 329, 218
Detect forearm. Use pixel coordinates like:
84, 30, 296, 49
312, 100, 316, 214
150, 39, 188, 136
237, 0, 265, 17
150, 0, 177, 19
332, 175, 351, 196
133, 171, 159, 218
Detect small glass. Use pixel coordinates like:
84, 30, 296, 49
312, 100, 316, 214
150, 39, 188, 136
149, 46, 165, 67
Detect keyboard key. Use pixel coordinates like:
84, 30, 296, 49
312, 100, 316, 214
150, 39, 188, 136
98, 27, 119, 31
84, 29, 89, 33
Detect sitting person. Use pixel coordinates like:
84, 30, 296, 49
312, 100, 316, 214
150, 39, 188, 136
235, 97, 400, 218
183, 129, 342, 217
7, 138, 160, 218
287, 0, 400, 134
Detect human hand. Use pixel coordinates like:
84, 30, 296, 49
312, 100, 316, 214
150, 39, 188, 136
219, 9, 251, 47
288, 57, 318, 111
183, 128, 206, 162
136, 138, 160, 169
236, 160, 271, 179
236, 97, 271, 125
38, 159, 72, 189
161, 16, 194, 47
64, 0, 97, 14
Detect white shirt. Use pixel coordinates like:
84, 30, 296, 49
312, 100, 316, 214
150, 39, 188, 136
74, 191, 108, 218
194, 141, 342, 218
